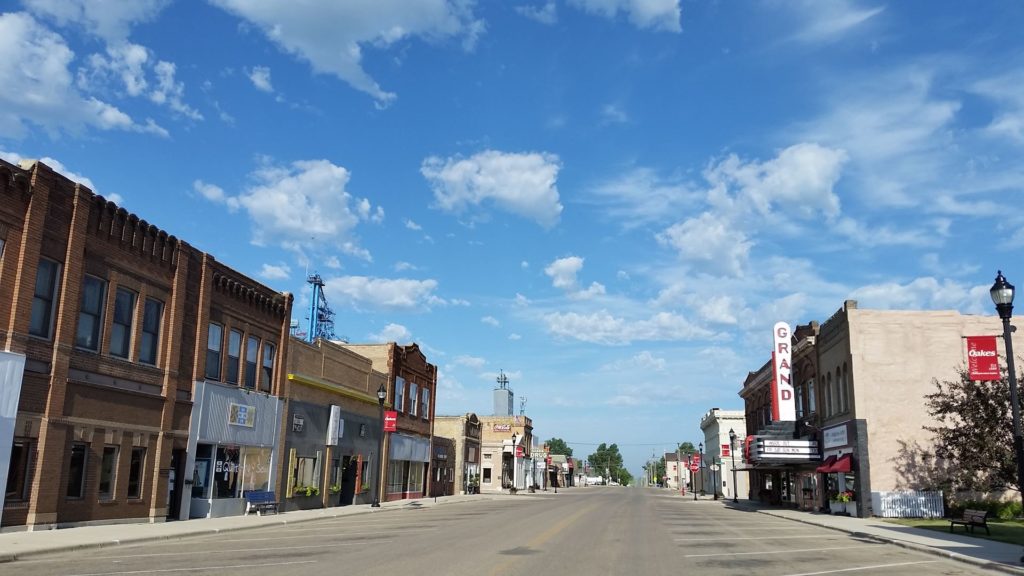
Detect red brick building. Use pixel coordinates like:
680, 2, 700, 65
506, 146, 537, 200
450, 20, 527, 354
0, 158, 292, 529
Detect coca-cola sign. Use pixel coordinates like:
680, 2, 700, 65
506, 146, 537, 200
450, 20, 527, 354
966, 336, 1000, 381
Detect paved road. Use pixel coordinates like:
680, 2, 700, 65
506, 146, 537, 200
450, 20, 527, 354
8, 487, 1000, 576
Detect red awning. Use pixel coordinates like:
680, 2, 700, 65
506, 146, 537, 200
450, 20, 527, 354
815, 455, 837, 473
828, 454, 853, 473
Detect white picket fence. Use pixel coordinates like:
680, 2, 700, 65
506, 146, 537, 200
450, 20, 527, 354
871, 490, 944, 518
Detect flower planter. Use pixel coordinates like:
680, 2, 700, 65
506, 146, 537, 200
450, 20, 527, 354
829, 501, 845, 514
845, 502, 858, 517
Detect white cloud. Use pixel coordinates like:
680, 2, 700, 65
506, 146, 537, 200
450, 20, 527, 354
394, 261, 417, 272
200, 159, 382, 257
516, 2, 557, 25
973, 70, 1024, 144
521, 261, 529, 269
25, 0, 170, 42
601, 103, 628, 124
586, 166, 697, 229
695, 295, 738, 325
545, 255, 606, 299
508, 333, 522, 340
150, 60, 202, 119
259, 263, 291, 281
601, 351, 667, 372
248, 66, 274, 92
369, 323, 412, 343
0, 12, 158, 138
454, 355, 486, 368
193, 180, 229, 204
568, 0, 681, 32
657, 212, 752, 277
210, 0, 484, 106
481, 316, 500, 327
543, 309, 712, 345
704, 143, 847, 220
405, 219, 423, 231
514, 293, 531, 307
422, 150, 563, 228
786, 0, 885, 44
849, 277, 981, 312
325, 275, 441, 311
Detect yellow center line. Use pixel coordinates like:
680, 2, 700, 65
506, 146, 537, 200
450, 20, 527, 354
489, 503, 599, 576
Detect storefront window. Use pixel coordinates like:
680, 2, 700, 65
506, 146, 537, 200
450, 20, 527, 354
387, 460, 407, 494
192, 444, 212, 498
214, 445, 240, 498
239, 447, 272, 492
409, 463, 424, 493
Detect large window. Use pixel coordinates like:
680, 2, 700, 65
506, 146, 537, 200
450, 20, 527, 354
76, 275, 106, 351
127, 447, 146, 499
29, 259, 61, 338
226, 330, 242, 384
98, 446, 119, 500
110, 288, 136, 358
67, 443, 87, 498
395, 377, 406, 413
5, 440, 31, 501
421, 387, 430, 420
244, 336, 259, 389
409, 383, 419, 417
261, 342, 275, 393
291, 449, 320, 495
205, 323, 222, 380
387, 460, 408, 494
139, 298, 162, 365
806, 378, 816, 414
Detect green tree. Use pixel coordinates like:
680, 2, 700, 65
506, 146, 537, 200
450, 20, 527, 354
588, 443, 626, 484
678, 441, 696, 455
545, 438, 573, 457
924, 366, 1022, 493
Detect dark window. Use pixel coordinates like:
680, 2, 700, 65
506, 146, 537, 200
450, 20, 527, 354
29, 259, 60, 338
205, 324, 222, 380
244, 336, 259, 389
128, 447, 146, 499
75, 276, 106, 351
110, 288, 136, 358
98, 446, 118, 500
139, 298, 162, 365
67, 443, 87, 498
226, 330, 242, 384
261, 342, 275, 392
5, 440, 31, 501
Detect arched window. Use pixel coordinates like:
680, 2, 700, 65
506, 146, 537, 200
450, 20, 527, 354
840, 363, 850, 413
807, 378, 816, 415
824, 373, 833, 417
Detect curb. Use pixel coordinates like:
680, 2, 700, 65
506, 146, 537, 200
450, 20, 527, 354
756, 509, 1024, 576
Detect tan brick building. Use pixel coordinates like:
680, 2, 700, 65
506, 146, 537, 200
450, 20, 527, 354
0, 158, 292, 528
282, 338, 388, 510
477, 415, 533, 492
434, 413, 481, 494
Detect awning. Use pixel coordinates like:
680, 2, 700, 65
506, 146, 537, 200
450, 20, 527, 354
829, 454, 852, 473
815, 455, 837, 473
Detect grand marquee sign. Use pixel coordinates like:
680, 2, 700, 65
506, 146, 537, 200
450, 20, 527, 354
750, 437, 819, 462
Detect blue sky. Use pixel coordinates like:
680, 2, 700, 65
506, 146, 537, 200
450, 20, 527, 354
3, 0, 1023, 476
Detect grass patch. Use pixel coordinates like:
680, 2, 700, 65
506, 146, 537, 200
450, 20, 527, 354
885, 518, 1024, 547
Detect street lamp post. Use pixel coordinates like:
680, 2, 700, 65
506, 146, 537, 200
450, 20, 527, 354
729, 428, 739, 503
511, 432, 518, 493
991, 271, 1024, 519
698, 442, 704, 498
371, 382, 387, 507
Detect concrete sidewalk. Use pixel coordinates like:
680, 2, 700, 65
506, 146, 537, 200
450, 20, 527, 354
0, 493, 515, 563
723, 499, 1024, 575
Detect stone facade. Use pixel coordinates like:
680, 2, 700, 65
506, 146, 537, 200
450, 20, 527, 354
434, 413, 481, 494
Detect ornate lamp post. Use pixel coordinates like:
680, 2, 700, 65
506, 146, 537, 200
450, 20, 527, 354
729, 428, 739, 503
371, 382, 387, 507
991, 271, 1024, 517
698, 442, 704, 498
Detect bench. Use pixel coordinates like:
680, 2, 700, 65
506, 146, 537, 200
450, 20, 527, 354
949, 509, 990, 535
244, 490, 279, 516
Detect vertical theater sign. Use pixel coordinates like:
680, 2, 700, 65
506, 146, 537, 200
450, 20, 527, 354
772, 321, 796, 422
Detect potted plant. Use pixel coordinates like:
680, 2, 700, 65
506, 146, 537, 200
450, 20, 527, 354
468, 474, 480, 494
836, 490, 856, 516
329, 483, 342, 495
294, 485, 320, 497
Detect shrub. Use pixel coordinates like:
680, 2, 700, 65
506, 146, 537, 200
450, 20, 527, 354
949, 499, 1021, 520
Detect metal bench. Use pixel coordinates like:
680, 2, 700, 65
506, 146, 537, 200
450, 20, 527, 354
244, 490, 279, 516
949, 508, 990, 535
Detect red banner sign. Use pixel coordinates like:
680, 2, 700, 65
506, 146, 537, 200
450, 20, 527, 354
967, 336, 1000, 381
383, 410, 398, 432
516, 446, 524, 458
689, 462, 698, 472
721, 444, 731, 457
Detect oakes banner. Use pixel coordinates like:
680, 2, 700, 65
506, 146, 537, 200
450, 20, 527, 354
966, 336, 1000, 381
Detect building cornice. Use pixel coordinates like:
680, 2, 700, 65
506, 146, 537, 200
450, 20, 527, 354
287, 373, 390, 407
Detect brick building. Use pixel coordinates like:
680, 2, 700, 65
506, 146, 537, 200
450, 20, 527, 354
429, 436, 456, 497
339, 343, 436, 501
282, 338, 388, 511
477, 415, 533, 492
0, 158, 292, 528
434, 413, 482, 494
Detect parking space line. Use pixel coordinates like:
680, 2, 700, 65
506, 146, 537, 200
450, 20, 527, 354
66, 559, 317, 575
675, 535, 824, 541
70, 542, 386, 561
779, 560, 940, 575
685, 545, 877, 558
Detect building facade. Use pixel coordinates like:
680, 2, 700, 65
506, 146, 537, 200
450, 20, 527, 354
433, 413, 481, 494
699, 409, 748, 501
340, 343, 436, 501
0, 159, 293, 529
429, 436, 456, 497
477, 415, 533, 492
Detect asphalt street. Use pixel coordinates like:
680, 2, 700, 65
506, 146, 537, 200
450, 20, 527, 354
4, 487, 1002, 576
